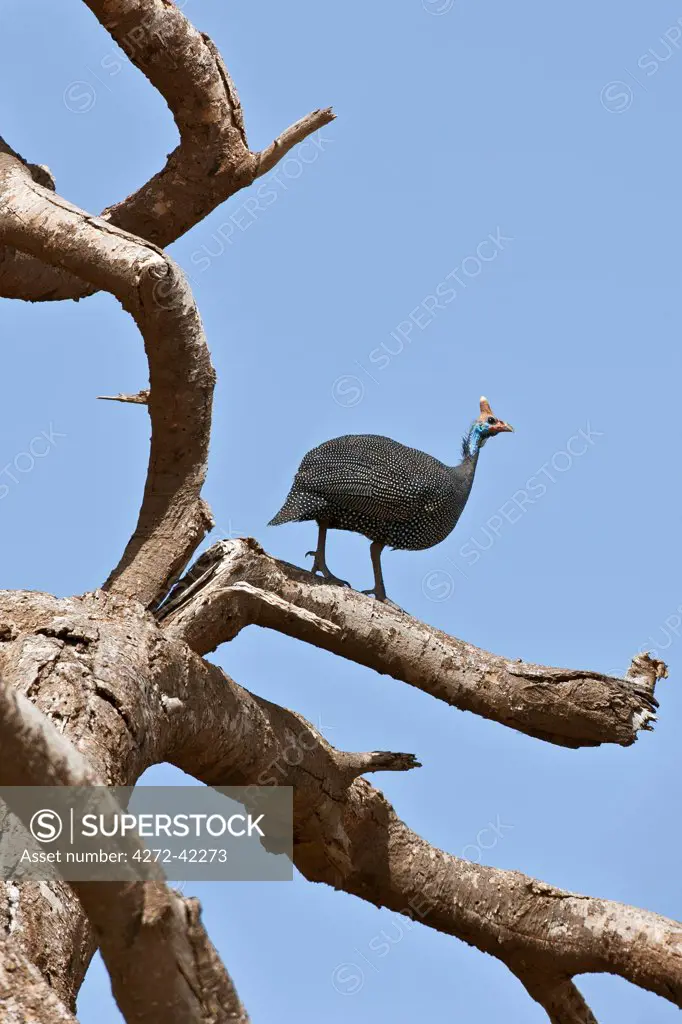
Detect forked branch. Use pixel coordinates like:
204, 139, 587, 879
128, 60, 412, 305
159, 538, 666, 749
0, 0, 334, 303
0, 588, 678, 1021
149, 600, 682, 1017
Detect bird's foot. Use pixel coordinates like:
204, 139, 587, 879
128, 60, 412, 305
305, 551, 350, 588
323, 572, 352, 588
361, 586, 403, 611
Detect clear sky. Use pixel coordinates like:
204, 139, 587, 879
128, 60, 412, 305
2, 0, 682, 1020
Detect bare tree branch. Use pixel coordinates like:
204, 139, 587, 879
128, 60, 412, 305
159, 539, 666, 750
0, 589, 678, 1018
253, 108, 335, 177
0, 152, 214, 606
0, 0, 334, 303
517, 972, 599, 1024
0, 665, 249, 1024
160, 633, 682, 1013
97, 388, 150, 404
0, 589, 420, 1012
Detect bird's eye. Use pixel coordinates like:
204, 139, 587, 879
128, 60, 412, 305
487, 416, 497, 425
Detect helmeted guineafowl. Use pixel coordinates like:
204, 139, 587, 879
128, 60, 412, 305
268, 396, 513, 602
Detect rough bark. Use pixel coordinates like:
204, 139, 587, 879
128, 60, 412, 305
159, 539, 665, 749
0, 591, 679, 1019
0, 616, 248, 1024
0, 941, 79, 1024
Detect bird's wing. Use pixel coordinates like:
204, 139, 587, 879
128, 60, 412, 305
295, 436, 449, 522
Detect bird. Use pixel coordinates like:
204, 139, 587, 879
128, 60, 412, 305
268, 396, 513, 603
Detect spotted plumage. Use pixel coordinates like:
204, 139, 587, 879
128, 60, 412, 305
269, 397, 513, 602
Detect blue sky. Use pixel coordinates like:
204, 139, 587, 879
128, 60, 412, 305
2, 0, 682, 1020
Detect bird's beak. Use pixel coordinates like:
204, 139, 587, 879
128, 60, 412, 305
490, 420, 514, 434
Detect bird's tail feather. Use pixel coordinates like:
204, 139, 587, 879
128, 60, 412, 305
268, 507, 295, 526
269, 489, 320, 525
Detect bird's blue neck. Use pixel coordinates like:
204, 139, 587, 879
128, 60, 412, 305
463, 422, 486, 459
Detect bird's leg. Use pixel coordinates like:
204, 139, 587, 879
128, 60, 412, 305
305, 523, 350, 587
362, 541, 388, 601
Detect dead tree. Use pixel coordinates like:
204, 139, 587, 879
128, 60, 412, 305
0, 2, 678, 1021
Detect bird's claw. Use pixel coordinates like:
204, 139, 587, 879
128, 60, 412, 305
326, 575, 351, 588
362, 587, 403, 610
305, 553, 350, 588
